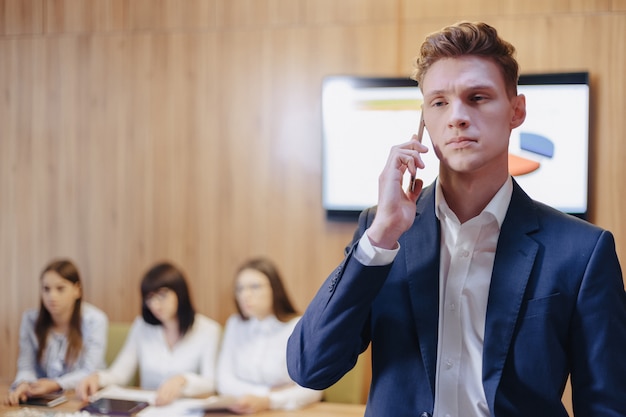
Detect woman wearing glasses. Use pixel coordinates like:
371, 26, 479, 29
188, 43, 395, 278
216, 257, 322, 414
76, 262, 221, 406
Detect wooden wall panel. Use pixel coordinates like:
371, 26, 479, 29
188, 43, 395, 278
590, 15, 626, 251
614, 0, 626, 11
302, 0, 399, 24
1, 4, 625, 415
210, 23, 400, 315
45, 0, 128, 33
128, 0, 217, 31
402, 0, 503, 19
402, 0, 612, 20
499, 0, 612, 14
0, 0, 43, 35
217, 0, 304, 27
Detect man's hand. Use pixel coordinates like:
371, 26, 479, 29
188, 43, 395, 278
368, 133, 428, 249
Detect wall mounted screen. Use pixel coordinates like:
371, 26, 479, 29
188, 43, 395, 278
321, 73, 590, 220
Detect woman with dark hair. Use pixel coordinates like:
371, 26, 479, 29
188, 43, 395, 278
76, 262, 221, 406
3, 259, 108, 406
216, 257, 322, 414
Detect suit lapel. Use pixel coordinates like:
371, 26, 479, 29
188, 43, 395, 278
403, 186, 441, 398
398, 181, 541, 404
482, 182, 540, 409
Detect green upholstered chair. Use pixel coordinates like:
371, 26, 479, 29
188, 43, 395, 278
105, 322, 138, 386
323, 353, 368, 404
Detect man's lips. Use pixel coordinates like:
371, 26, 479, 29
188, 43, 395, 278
446, 136, 476, 148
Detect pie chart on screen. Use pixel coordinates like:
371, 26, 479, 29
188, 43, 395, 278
509, 132, 555, 176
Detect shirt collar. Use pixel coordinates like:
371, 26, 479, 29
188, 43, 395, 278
435, 176, 512, 228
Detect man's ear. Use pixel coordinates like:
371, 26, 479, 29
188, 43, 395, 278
510, 94, 526, 129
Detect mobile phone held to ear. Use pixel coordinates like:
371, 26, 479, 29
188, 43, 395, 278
81, 397, 149, 416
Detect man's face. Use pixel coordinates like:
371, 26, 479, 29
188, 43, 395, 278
421, 56, 525, 179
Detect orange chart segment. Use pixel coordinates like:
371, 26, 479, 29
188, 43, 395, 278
509, 153, 540, 176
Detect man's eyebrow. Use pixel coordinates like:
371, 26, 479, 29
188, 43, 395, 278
465, 84, 498, 92
424, 89, 446, 97
424, 84, 497, 98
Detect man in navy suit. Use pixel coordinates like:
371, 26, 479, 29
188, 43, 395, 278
287, 21, 626, 416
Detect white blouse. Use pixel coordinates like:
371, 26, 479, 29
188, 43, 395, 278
98, 314, 221, 397
217, 314, 322, 410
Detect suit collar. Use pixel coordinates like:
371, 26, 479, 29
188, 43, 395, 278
403, 184, 440, 398
434, 177, 513, 228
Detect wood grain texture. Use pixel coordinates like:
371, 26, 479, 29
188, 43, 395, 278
0, 0, 43, 35
1, 2, 625, 413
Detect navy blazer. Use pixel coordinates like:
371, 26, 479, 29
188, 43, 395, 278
287, 181, 626, 417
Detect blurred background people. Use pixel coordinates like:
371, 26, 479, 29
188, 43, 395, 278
76, 261, 221, 406
4, 259, 108, 406
216, 257, 322, 414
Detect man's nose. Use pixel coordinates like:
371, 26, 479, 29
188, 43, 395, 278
447, 101, 470, 128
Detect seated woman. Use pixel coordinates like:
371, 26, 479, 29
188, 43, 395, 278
76, 262, 221, 406
4, 259, 108, 406
217, 257, 322, 414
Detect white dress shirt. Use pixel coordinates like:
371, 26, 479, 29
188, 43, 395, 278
98, 314, 221, 396
217, 314, 323, 410
356, 177, 512, 417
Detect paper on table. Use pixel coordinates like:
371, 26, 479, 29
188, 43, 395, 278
137, 396, 237, 417
192, 395, 238, 411
136, 399, 205, 417
90, 385, 157, 404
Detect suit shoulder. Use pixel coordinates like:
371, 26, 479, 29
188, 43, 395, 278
533, 200, 604, 233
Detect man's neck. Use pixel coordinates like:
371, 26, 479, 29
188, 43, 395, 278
439, 171, 509, 224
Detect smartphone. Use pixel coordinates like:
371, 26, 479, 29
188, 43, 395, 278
410, 111, 426, 192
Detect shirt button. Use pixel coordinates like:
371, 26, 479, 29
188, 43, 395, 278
448, 303, 456, 311
460, 249, 469, 257
445, 359, 454, 369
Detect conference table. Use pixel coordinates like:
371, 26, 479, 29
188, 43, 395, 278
0, 383, 366, 417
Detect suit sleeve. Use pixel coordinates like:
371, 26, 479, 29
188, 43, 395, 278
570, 230, 626, 416
286, 207, 392, 390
